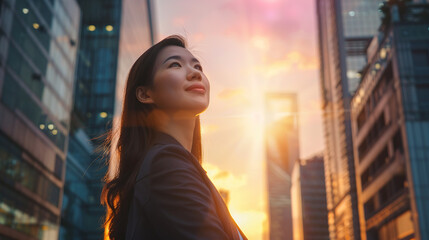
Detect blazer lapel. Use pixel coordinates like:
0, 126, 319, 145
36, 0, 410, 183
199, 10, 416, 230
187, 155, 248, 240
153, 132, 247, 240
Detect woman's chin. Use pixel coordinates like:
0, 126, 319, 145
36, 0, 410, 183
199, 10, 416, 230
171, 105, 208, 119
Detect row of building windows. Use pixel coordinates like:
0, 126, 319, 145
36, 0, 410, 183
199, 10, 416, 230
9, 18, 48, 79
361, 146, 389, 190
14, 4, 74, 90
6, 10, 74, 125
359, 127, 406, 188
15, 0, 51, 51
74, 34, 119, 137
0, 183, 58, 239
411, 49, 429, 67
364, 173, 407, 220
13, 0, 77, 98
358, 112, 388, 160
1, 72, 67, 150
6, 44, 71, 127
0, 134, 61, 207
345, 38, 371, 56
366, 210, 414, 240
19, 0, 79, 64
357, 64, 393, 131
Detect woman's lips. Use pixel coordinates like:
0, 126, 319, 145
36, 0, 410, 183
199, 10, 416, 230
185, 84, 206, 94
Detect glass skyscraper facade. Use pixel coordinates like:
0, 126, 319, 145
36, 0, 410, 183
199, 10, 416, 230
351, 3, 429, 240
59, 0, 155, 239
59, 0, 123, 238
0, 0, 80, 239
291, 154, 329, 240
265, 93, 299, 240
317, 0, 384, 239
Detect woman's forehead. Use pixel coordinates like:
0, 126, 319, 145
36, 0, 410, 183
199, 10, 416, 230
156, 46, 197, 63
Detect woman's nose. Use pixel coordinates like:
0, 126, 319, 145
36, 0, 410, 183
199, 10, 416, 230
187, 68, 202, 81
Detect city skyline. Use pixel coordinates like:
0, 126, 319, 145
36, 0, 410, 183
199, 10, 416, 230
155, 1, 322, 238
1, 0, 428, 240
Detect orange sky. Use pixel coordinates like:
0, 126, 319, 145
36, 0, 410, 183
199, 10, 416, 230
154, 1, 322, 239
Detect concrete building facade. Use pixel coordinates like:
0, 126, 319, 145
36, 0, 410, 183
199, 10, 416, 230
316, 0, 384, 239
351, 3, 429, 240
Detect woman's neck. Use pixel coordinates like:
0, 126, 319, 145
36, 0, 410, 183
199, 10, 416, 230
153, 110, 196, 152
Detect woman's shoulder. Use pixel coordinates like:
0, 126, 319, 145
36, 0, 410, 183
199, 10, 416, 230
136, 139, 196, 181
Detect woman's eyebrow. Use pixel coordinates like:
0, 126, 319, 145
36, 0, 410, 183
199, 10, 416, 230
163, 55, 200, 64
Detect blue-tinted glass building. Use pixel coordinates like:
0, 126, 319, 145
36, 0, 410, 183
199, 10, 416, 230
59, 0, 155, 239
0, 0, 80, 239
291, 154, 329, 240
351, 3, 429, 240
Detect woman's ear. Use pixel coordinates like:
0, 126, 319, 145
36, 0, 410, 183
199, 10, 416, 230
136, 86, 154, 104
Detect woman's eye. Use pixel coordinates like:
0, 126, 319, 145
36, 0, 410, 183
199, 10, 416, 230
169, 62, 181, 68
195, 64, 203, 71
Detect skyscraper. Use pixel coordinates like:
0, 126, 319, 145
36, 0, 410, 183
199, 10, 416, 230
0, 0, 80, 239
60, 0, 155, 239
60, 1, 123, 238
265, 93, 299, 240
291, 154, 329, 240
351, 3, 429, 239
316, 0, 384, 239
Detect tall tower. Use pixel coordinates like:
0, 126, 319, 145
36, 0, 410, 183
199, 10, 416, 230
316, 0, 384, 239
291, 154, 329, 240
0, 0, 80, 239
265, 93, 299, 240
350, 3, 429, 239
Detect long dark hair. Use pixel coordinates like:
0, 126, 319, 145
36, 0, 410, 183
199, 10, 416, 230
101, 35, 203, 240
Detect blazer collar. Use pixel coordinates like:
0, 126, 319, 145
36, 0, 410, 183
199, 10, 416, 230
152, 131, 206, 173
152, 131, 247, 240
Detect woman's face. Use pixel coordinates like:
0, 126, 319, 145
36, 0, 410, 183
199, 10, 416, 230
147, 46, 210, 116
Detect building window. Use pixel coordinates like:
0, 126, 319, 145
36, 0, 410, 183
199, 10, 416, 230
376, 210, 414, 240
416, 84, 429, 119
0, 134, 61, 207
361, 146, 390, 189
357, 107, 367, 131
358, 112, 387, 159
392, 130, 403, 154
364, 173, 407, 220
1, 72, 67, 150
364, 197, 376, 219
54, 155, 64, 180
0, 183, 59, 238
411, 49, 429, 67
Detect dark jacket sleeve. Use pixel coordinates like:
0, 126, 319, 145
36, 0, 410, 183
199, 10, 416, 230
134, 145, 229, 240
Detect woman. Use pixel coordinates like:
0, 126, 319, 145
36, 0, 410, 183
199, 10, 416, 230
102, 35, 247, 240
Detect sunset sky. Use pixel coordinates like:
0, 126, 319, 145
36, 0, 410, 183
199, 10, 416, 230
154, 1, 322, 239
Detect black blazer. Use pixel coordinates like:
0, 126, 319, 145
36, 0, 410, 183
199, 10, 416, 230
125, 132, 247, 240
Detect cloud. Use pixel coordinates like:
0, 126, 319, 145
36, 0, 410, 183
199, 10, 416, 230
172, 16, 188, 27
201, 124, 219, 135
202, 162, 247, 190
254, 51, 318, 79
218, 88, 245, 99
216, 88, 252, 108
214, 170, 230, 179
